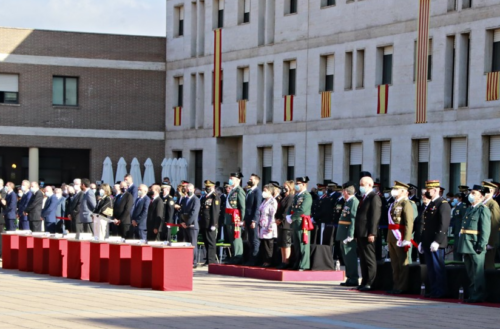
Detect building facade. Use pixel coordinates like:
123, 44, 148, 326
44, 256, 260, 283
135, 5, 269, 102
165, 0, 500, 192
0, 27, 166, 185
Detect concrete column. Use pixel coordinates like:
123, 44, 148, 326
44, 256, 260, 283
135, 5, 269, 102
28, 147, 39, 183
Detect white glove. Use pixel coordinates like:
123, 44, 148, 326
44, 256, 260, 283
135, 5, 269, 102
487, 244, 494, 250
418, 243, 424, 254
343, 237, 353, 244
430, 241, 439, 252
399, 240, 411, 247
286, 215, 292, 224
210, 226, 216, 231
166, 225, 171, 228
311, 217, 315, 224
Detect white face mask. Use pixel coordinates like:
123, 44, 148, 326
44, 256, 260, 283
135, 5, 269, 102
74, 185, 81, 192
390, 189, 400, 198
262, 191, 271, 199
384, 193, 390, 199
18, 191, 23, 197
45, 192, 53, 197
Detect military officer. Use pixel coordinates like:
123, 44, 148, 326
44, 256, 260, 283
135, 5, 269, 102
217, 182, 230, 242
200, 180, 221, 266
286, 176, 313, 270
336, 181, 359, 286
457, 185, 491, 303
331, 183, 345, 263
482, 181, 500, 270
161, 183, 175, 242
451, 193, 467, 261
418, 180, 451, 298
459, 185, 471, 207
311, 183, 333, 245
387, 181, 414, 294
408, 183, 421, 206
224, 173, 246, 264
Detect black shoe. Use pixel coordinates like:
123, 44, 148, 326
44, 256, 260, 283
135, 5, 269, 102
359, 285, 372, 291
424, 293, 431, 298
356, 285, 364, 290
193, 264, 198, 269
387, 289, 403, 294
201, 262, 209, 267
276, 263, 286, 269
429, 295, 444, 299
261, 263, 272, 268
344, 282, 359, 287
465, 298, 483, 303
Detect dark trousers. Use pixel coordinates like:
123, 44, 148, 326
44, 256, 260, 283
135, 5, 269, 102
82, 223, 93, 234
200, 227, 217, 264
29, 221, 42, 232
147, 229, 158, 241
423, 248, 446, 297
19, 219, 30, 230
131, 225, 147, 240
358, 237, 377, 286
118, 223, 131, 239
261, 239, 274, 264
159, 228, 171, 242
0, 223, 3, 257
247, 223, 261, 263
464, 252, 486, 301
183, 227, 199, 265
5, 218, 16, 231
45, 222, 57, 234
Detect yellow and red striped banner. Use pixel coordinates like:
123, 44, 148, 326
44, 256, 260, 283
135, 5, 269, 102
321, 91, 331, 118
486, 71, 500, 101
238, 100, 246, 124
415, 0, 430, 124
213, 29, 222, 137
174, 106, 182, 126
377, 85, 389, 114
284, 95, 293, 122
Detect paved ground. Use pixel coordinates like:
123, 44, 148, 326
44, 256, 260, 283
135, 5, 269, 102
0, 263, 499, 329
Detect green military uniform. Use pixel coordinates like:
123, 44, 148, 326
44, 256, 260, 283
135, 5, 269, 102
288, 189, 312, 270
452, 201, 468, 261
457, 200, 491, 302
387, 193, 414, 293
335, 195, 359, 285
407, 199, 418, 264
482, 181, 500, 269
224, 185, 246, 264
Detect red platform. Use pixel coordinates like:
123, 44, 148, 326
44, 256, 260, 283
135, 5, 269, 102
151, 246, 193, 291
108, 243, 132, 285
208, 264, 345, 282
67, 240, 91, 280
18, 235, 34, 272
130, 244, 153, 288
33, 237, 50, 274
1, 234, 19, 269
89, 241, 109, 282
49, 237, 69, 277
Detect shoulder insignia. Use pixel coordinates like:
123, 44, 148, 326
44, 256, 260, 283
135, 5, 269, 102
170, 201, 174, 205
442, 200, 448, 203
409, 200, 415, 205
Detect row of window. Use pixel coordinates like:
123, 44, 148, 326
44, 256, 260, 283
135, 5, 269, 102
0, 74, 78, 106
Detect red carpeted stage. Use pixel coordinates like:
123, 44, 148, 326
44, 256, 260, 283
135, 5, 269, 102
208, 264, 345, 282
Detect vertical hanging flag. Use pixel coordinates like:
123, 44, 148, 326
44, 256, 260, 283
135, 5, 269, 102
377, 85, 389, 114
174, 106, 182, 126
321, 91, 331, 118
238, 100, 246, 124
486, 71, 500, 101
213, 29, 222, 137
284, 95, 294, 122
415, 0, 431, 124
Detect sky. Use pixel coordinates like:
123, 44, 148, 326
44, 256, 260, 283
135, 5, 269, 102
0, 0, 166, 36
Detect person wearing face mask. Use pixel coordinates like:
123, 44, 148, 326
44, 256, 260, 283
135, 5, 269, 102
23, 181, 44, 232
131, 184, 150, 240
243, 174, 263, 266
457, 185, 491, 303
418, 180, 451, 298
161, 184, 175, 242
224, 172, 246, 265
386, 181, 414, 294
330, 183, 345, 264
54, 188, 66, 233
68, 178, 84, 233
481, 181, 500, 270
93, 184, 113, 237
112, 181, 133, 239
79, 179, 97, 234
451, 193, 467, 261
179, 183, 200, 268
336, 181, 360, 287
408, 184, 421, 206
199, 180, 221, 266
258, 184, 278, 267
146, 185, 164, 241
286, 176, 313, 271
1, 182, 17, 232
275, 180, 295, 269
354, 173, 382, 291
17, 180, 33, 230
41, 186, 59, 234
412, 188, 430, 263
216, 183, 230, 243
314, 183, 335, 246
458, 185, 471, 207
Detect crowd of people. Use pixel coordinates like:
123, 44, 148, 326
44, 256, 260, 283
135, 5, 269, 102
0, 171, 499, 302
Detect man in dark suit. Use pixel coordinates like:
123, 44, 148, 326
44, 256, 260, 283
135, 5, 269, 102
354, 173, 382, 291
161, 184, 175, 241
113, 181, 133, 239
146, 185, 163, 241
68, 179, 84, 233
41, 186, 59, 234
54, 188, 67, 233
80, 179, 97, 234
124, 174, 138, 200
17, 180, 32, 230
24, 181, 44, 232
180, 183, 201, 268
132, 184, 150, 240
1, 182, 17, 231
199, 180, 221, 266
418, 180, 451, 298
244, 174, 262, 266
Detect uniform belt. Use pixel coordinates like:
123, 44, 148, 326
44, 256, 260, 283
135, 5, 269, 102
460, 229, 479, 235
338, 220, 352, 225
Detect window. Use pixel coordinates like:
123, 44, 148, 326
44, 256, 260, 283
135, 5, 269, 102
0, 73, 19, 104
444, 35, 456, 108
462, 0, 472, 9
261, 147, 273, 185
283, 60, 296, 95
179, 6, 184, 36
321, 0, 335, 7
417, 140, 429, 192
318, 144, 333, 184
285, 0, 297, 15
449, 138, 467, 193
382, 46, 393, 85
458, 33, 470, 108
349, 143, 362, 183
414, 39, 432, 81
487, 29, 500, 72
214, 0, 224, 29
283, 146, 295, 181
320, 54, 334, 92
489, 136, 500, 181
175, 76, 184, 107
53, 76, 78, 106
345, 52, 353, 90
356, 49, 365, 88
447, 0, 457, 12
192, 150, 203, 189
379, 141, 391, 191
239, 67, 250, 100
239, 0, 250, 24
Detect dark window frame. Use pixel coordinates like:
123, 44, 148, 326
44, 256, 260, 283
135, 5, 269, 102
53, 76, 79, 106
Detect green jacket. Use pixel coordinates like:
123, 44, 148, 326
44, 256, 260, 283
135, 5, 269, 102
484, 198, 500, 247
457, 204, 491, 254
452, 202, 468, 235
288, 190, 312, 221
336, 196, 358, 241
224, 186, 246, 225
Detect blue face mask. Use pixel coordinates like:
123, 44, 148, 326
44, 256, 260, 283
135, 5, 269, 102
359, 186, 366, 194
294, 185, 300, 191
228, 179, 234, 186
317, 191, 324, 197
173, 196, 178, 202
201, 191, 206, 196
468, 194, 475, 204
451, 199, 458, 206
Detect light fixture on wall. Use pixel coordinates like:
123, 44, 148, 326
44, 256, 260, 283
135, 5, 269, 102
11, 164, 17, 169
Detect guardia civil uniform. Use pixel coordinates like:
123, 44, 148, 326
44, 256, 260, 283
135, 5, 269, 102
224, 173, 246, 264
288, 177, 313, 270
200, 180, 221, 265
335, 181, 359, 286
452, 197, 468, 261
482, 181, 500, 270
457, 185, 491, 303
